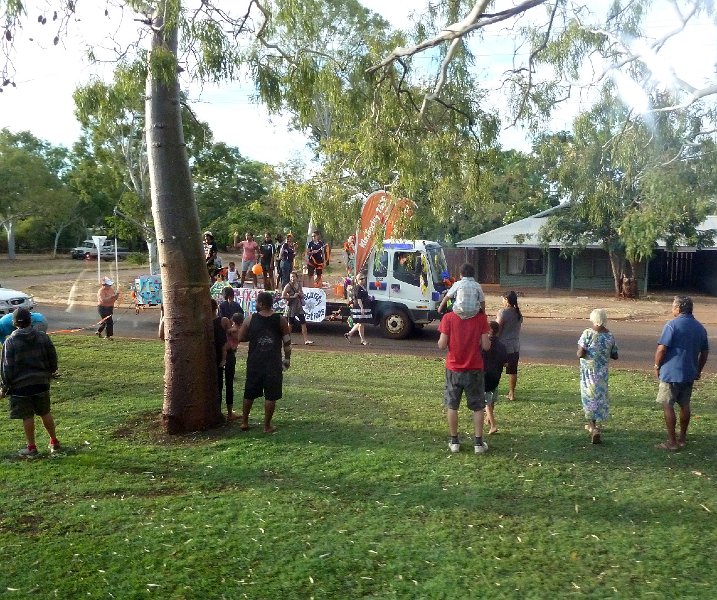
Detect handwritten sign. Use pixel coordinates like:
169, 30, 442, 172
218, 287, 327, 323
301, 288, 327, 322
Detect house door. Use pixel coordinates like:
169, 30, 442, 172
479, 249, 499, 284
553, 251, 572, 289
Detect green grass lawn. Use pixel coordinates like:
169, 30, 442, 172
1, 337, 715, 599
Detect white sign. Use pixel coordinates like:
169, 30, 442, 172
91, 235, 107, 282
300, 288, 327, 323
91, 235, 107, 249
222, 287, 327, 323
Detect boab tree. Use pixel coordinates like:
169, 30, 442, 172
0, 0, 311, 432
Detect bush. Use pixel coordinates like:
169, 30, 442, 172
125, 252, 148, 265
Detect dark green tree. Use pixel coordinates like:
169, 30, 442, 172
0, 129, 74, 258
537, 92, 715, 294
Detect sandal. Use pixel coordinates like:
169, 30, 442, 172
655, 442, 679, 452
344, 333, 351, 344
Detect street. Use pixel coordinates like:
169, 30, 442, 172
35, 303, 709, 371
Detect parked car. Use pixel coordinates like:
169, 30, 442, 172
0, 284, 35, 316
70, 240, 130, 260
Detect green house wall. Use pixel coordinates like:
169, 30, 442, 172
497, 248, 646, 291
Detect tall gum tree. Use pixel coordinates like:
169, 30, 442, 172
256, 0, 500, 242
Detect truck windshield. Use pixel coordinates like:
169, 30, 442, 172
426, 245, 449, 288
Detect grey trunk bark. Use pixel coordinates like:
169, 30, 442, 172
4, 222, 16, 260
146, 13, 222, 433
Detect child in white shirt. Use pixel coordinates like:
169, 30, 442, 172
226, 261, 240, 287
437, 263, 485, 319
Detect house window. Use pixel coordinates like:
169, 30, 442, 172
591, 255, 612, 277
508, 248, 544, 275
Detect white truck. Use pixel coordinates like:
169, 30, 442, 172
326, 239, 451, 339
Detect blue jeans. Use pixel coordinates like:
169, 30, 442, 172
279, 261, 292, 288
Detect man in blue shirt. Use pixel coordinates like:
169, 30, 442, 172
654, 296, 709, 451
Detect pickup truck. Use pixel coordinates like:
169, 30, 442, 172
70, 240, 130, 261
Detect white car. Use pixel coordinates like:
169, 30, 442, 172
0, 284, 35, 316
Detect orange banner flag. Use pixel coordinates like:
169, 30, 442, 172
355, 191, 415, 273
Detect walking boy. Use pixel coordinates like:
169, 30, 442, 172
483, 321, 508, 435
1, 308, 61, 456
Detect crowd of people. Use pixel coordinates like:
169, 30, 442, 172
436, 264, 709, 456
0, 252, 709, 457
203, 229, 338, 292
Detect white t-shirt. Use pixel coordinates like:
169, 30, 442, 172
227, 268, 240, 284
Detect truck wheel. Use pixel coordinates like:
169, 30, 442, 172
381, 309, 413, 340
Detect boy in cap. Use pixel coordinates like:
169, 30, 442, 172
1, 308, 60, 456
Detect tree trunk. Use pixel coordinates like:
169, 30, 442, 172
53, 229, 61, 258
607, 250, 624, 297
147, 238, 159, 276
146, 5, 222, 434
3, 221, 16, 260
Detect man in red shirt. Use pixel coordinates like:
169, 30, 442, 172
438, 310, 491, 454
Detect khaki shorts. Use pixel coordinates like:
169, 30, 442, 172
656, 381, 694, 408
9, 391, 51, 419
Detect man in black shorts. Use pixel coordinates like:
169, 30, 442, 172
259, 232, 276, 290
1, 308, 61, 457
237, 292, 292, 433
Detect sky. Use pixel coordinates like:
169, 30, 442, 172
1, 1, 715, 164
0, 1, 414, 164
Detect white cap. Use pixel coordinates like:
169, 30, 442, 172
103, 277, 114, 286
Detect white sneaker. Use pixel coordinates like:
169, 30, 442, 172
474, 442, 489, 454
448, 441, 460, 453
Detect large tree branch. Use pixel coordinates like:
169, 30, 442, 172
368, 0, 548, 75
253, 0, 297, 65
511, 0, 560, 127
652, 84, 717, 112
368, 0, 548, 116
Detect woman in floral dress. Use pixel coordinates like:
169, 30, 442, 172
577, 309, 618, 444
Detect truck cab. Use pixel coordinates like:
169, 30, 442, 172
363, 239, 450, 339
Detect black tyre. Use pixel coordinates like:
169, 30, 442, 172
380, 308, 413, 340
